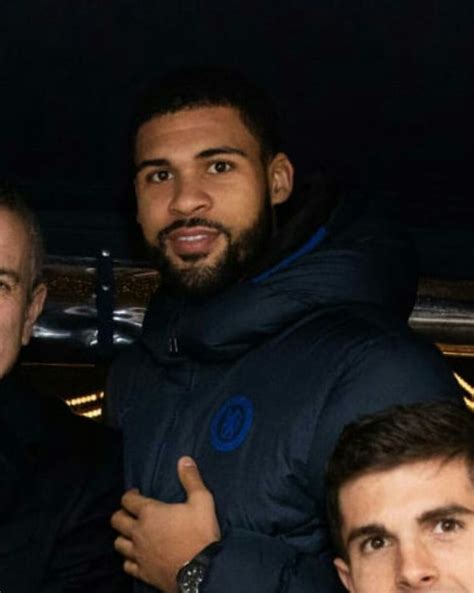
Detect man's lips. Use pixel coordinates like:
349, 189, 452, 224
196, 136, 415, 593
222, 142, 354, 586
165, 226, 221, 257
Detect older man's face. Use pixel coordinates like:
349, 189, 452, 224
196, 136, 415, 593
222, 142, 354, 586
0, 208, 46, 378
335, 457, 474, 593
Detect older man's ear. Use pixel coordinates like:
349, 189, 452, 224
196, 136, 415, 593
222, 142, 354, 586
22, 283, 47, 346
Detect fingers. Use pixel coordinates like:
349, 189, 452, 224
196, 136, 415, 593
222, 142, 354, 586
123, 559, 140, 579
121, 488, 150, 516
177, 456, 209, 500
114, 535, 135, 560
111, 508, 136, 537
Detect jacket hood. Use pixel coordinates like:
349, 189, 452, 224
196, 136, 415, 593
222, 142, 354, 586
141, 193, 418, 363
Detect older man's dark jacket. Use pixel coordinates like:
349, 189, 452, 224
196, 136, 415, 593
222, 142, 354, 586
0, 371, 129, 593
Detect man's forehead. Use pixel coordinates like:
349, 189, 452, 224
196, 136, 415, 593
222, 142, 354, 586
135, 105, 259, 157
0, 208, 31, 271
339, 457, 473, 533
0, 207, 29, 241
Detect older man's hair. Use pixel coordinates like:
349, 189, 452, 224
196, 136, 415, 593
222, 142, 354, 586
325, 400, 474, 560
0, 186, 45, 293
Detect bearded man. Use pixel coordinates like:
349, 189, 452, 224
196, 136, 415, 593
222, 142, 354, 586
107, 67, 460, 593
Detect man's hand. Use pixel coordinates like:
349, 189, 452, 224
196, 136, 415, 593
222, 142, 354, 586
111, 456, 221, 593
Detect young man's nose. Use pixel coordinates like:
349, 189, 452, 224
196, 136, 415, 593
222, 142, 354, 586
169, 177, 212, 216
396, 539, 439, 590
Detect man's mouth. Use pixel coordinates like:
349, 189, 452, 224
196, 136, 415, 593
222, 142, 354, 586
166, 226, 221, 257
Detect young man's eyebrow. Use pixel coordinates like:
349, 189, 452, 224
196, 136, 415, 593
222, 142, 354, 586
196, 146, 248, 159
0, 269, 20, 283
346, 523, 392, 548
418, 504, 474, 525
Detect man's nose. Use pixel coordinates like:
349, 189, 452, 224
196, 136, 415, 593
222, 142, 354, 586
396, 539, 439, 590
169, 176, 212, 216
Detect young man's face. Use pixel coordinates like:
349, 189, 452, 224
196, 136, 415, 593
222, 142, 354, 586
0, 208, 46, 378
134, 105, 293, 297
335, 458, 474, 593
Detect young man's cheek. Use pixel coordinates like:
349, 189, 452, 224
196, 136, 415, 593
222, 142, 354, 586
349, 555, 396, 593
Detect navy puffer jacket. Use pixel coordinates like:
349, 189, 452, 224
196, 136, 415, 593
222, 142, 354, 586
107, 197, 459, 593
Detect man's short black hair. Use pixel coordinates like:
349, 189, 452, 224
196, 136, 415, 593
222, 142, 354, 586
131, 66, 281, 162
0, 185, 44, 294
325, 400, 474, 559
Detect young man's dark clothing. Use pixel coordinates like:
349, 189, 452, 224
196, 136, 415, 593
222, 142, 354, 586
108, 196, 459, 593
0, 371, 130, 593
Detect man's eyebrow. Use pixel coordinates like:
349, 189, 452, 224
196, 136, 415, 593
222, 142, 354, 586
135, 147, 247, 174
418, 504, 474, 525
0, 268, 20, 283
135, 158, 170, 173
196, 146, 248, 159
346, 523, 392, 548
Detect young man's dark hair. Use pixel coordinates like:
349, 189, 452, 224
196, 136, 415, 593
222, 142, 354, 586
326, 400, 474, 560
0, 185, 44, 292
131, 65, 281, 163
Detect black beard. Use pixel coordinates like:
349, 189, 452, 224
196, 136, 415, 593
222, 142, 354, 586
148, 196, 273, 299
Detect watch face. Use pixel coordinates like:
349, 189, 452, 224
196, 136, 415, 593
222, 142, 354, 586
177, 561, 206, 593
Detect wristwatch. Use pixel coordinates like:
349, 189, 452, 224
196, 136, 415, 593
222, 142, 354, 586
176, 541, 221, 593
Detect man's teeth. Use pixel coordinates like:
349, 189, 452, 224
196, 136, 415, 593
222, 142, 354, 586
176, 234, 208, 242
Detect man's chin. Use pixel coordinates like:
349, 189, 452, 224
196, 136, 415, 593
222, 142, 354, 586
155, 245, 246, 298
173, 252, 214, 265
166, 265, 236, 298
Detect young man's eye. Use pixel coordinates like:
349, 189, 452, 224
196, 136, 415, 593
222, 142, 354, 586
208, 161, 232, 174
360, 536, 389, 554
147, 170, 173, 183
433, 518, 462, 534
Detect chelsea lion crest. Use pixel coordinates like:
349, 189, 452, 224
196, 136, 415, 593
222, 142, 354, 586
210, 395, 254, 452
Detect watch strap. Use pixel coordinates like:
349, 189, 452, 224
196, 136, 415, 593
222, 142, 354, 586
190, 540, 222, 567
176, 540, 222, 593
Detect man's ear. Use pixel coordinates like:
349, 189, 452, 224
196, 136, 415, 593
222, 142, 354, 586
22, 283, 47, 346
334, 557, 354, 592
268, 152, 294, 206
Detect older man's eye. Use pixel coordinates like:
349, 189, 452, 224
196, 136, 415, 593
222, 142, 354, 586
208, 161, 232, 174
0, 281, 13, 293
433, 518, 462, 534
361, 536, 388, 554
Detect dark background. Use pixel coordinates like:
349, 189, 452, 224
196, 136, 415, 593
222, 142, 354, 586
1, 1, 472, 277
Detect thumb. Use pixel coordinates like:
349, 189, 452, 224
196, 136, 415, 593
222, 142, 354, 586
177, 456, 208, 499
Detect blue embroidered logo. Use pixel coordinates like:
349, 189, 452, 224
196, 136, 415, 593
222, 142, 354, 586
210, 395, 254, 452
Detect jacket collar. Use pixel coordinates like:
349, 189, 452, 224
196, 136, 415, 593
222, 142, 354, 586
141, 195, 417, 364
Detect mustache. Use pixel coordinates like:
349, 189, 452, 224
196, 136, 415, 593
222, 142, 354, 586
157, 218, 230, 243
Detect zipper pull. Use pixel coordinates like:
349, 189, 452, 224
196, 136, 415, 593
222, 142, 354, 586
168, 335, 179, 354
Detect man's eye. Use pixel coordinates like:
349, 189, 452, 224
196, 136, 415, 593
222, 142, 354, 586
148, 170, 173, 183
208, 161, 232, 174
433, 518, 462, 534
0, 281, 12, 293
361, 536, 388, 554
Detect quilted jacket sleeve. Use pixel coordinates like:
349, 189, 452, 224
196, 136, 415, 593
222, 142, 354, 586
202, 529, 345, 593
308, 332, 460, 496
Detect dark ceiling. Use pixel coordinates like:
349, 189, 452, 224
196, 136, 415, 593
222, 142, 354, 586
1, 1, 472, 276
